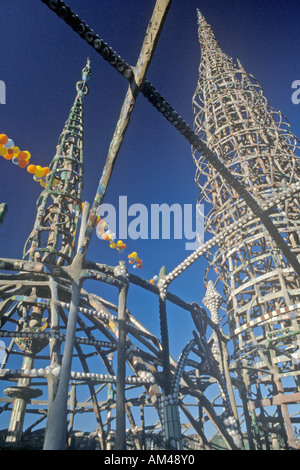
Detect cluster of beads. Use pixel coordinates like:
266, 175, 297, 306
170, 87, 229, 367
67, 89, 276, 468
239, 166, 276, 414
150, 275, 158, 284
93, 213, 145, 270
27, 164, 50, 187
0, 367, 155, 385
114, 262, 129, 279
95, 215, 126, 251
126, 372, 155, 384
223, 412, 242, 447
128, 252, 143, 269
0, 328, 116, 350
0, 133, 49, 187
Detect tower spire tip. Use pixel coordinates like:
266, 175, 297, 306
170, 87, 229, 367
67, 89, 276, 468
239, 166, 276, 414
196, 8, 204, 19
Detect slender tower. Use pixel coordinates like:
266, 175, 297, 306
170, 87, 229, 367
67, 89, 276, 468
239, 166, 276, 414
193, 10, 300, 449
4, 60, 91, 444
23, 59, 91, 266
0, 59, 172, 450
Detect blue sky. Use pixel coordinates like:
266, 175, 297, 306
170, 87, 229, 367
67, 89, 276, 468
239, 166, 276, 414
0, 0, 300, 409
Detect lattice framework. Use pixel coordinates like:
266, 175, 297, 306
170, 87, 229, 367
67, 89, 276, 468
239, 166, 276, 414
0, 0, 299, 451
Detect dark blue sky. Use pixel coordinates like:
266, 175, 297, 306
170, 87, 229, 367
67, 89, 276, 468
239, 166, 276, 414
0, 0, 300, 356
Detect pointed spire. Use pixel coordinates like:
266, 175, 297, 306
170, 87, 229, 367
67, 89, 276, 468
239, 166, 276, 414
0, 203, 7, 227
196, 8, 211, 29
195, 9, 224, 62
196, 8, 203, 20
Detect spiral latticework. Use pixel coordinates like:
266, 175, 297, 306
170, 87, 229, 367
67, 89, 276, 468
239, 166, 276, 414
192, 10, 300, 448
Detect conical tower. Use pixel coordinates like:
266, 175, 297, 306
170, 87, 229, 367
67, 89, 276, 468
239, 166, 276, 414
193, 10, 300, 449
23, 59, 91, 266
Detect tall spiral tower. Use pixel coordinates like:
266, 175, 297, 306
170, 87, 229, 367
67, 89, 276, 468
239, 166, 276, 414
192, 10, 300, 448
2, 60, 91, 445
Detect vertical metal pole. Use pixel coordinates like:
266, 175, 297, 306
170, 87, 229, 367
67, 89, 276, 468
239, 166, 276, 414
5, 355, 34, 444
115, 283, 128, 450
67, 385, 76, 448
158, 268, 182, 450
43, 277, 82, 450
222, 342, 239, 423
106, 353, 114, 450
140, 404, 145, 450
159, 295, 172, 396
47, 279, 61, 409
275, 377, 297, 449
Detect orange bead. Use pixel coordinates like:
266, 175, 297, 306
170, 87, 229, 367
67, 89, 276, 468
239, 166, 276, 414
150, 279, 155, 284
4, 152, 13, 160
18, 159, 28, 168
18, 151, 28, 160
0, 134, 8, 145
27, 164, 36, 174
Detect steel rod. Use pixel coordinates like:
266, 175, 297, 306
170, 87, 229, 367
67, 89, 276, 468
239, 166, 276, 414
76, 0, 172, 257
115, 283, 128, 450
43, 277, 82, 450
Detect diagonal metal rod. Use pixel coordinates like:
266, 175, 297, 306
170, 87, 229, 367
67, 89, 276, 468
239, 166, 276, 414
75, 0, 172, 258
41, 0, 300, 278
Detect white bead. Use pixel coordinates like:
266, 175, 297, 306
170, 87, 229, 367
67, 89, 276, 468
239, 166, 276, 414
52, 367, 61, 377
